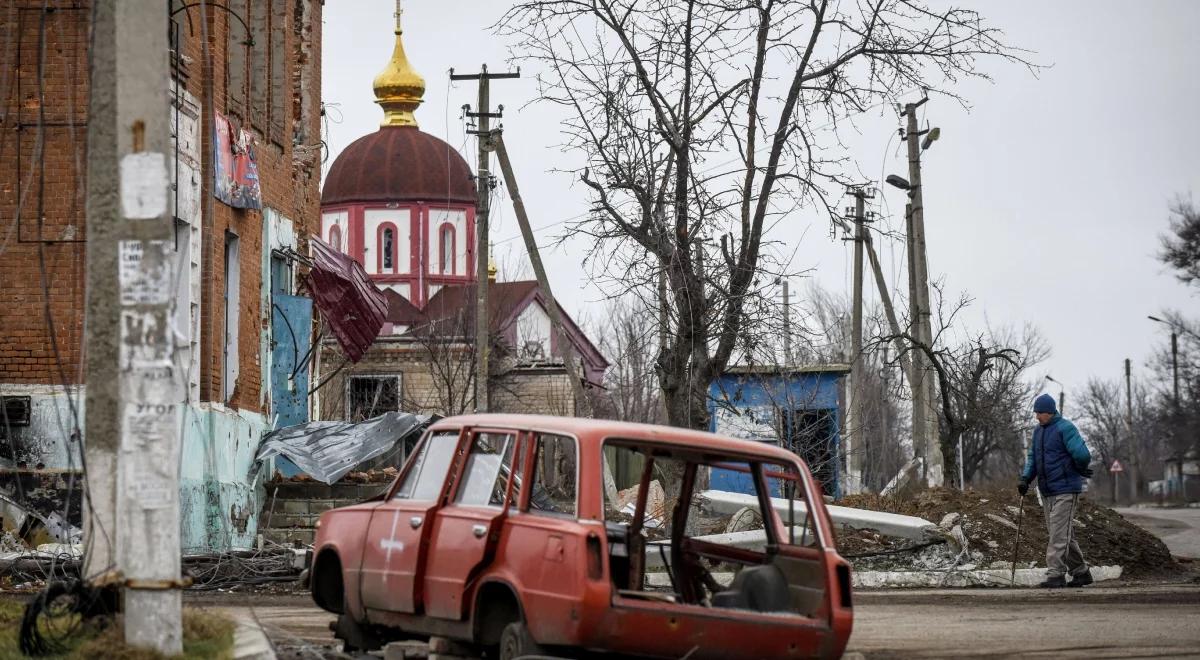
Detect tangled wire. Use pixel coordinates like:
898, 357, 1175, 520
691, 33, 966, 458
19, 579, 117, 656
184, 541, 306, 591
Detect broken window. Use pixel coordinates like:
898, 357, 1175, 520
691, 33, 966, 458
228, 0, 288, 143
528, 433, 578, 517
394, 431, 459, 501
455, 433, 516, 507
222, 232, 241, 402
601, 441, 827, 618
381, 227, 395, 273
346, 374, 401, 422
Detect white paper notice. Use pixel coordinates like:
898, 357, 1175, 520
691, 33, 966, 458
119, 151, 168, 219
118, 240, 172, 306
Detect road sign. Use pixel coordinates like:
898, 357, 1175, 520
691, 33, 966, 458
1109, 459, 1125, 474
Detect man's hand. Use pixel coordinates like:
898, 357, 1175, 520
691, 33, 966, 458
1079, 466, 1094, 479
1017, 478, 1029, 496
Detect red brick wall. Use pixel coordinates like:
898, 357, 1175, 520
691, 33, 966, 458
0, 1, 324, 416
0, 1, 89, 384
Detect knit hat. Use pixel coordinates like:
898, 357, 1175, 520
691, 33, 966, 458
1033, 393, 1057, 414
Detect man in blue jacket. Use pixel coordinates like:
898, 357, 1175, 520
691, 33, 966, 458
1019, 393, 1095, 588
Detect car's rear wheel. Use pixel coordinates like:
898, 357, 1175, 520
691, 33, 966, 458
498, 621, 544, 660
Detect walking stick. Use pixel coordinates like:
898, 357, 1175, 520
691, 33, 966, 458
1010, 491, 1026, 586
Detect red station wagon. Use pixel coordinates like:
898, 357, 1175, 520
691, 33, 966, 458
310, 414, 854, 659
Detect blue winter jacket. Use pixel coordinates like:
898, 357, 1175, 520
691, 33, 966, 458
1021, 414, 1091, 496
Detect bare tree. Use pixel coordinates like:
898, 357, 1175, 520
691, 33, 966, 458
1159, 196, 1200, 288
594, 296, 666, 425
500, 0, 1033, 432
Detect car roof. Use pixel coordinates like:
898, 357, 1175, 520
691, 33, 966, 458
428, 413, 801, 464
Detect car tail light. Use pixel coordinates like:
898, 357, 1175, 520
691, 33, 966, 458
586, 533, 603, 580
836, 563, 852, 608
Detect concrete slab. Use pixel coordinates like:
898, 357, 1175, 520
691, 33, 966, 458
699, 489, 938, 540
645, 565, 1123, 589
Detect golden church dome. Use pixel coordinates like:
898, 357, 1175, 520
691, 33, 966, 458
372, 2, 425, 128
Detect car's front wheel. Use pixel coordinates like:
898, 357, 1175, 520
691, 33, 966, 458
498, 621, 544, 660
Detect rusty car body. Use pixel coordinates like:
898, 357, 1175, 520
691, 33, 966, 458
310, 414, 853, 659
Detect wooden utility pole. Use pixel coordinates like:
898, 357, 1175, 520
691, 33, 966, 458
903, 99, 942, 487
85, 1, 183, 652
451, 65, 519, 412
488, 130, 592, 417
864, 236, 913, 381
782, 280, 792, 366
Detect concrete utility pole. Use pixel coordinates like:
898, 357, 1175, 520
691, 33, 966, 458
451, 65, 519, 413
902, 100, 943, 487
488, 130, 591, 417
844, 187, 871, 493
85, 1, 183, 653
1124, 358, 1140, 503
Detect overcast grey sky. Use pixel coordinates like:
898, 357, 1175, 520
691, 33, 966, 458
322, 0, 1199, 401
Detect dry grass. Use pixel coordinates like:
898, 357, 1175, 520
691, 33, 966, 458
0, 597, 235, 660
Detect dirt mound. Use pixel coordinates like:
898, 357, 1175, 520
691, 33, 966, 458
837, 488, 1179, 578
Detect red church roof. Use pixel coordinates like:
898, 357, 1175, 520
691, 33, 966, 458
322, 126, 476, 206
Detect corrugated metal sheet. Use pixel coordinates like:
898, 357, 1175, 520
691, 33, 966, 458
255, 412, 431, 484
308, 237, 387, 362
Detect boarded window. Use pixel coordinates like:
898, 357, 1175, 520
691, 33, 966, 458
395, 432, 459, 501
269, 0, 287, 144
346, 374, 401, 421
249, 0, 269, 130
455, 433, 516, 507
226, 0, 249, 117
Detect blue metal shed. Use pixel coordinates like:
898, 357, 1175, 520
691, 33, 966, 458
707, 364, 850, 498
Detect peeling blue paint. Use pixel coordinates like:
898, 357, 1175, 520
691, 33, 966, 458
179, 404, 267, 552
0, 385, 85, 469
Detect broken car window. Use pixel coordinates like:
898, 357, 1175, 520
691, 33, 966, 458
455, 433, 516, 507
394, 431, 459, 501
528, 433, 578, 516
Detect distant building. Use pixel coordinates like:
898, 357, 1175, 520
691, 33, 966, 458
0, 1, 325, 551
706, 365, 850, 497
313, 11, 606, 427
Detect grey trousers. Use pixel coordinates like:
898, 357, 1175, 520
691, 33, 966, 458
1042, 493, 1088, 578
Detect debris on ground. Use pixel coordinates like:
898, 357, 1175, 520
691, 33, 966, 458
838, 488, 1180, 577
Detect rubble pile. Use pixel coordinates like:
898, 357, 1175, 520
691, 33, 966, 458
838, 488, 1179, 577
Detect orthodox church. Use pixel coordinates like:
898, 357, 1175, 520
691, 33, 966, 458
315, 8, 607, 421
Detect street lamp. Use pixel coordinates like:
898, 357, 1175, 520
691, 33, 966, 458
1147, 316, 1181, 409
1045, 375, 1065, 415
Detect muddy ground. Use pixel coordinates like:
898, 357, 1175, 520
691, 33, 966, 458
838, 488, 1181, 577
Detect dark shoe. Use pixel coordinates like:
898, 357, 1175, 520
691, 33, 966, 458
1069, 569, 1094, 587
1037, 575, 1067, 588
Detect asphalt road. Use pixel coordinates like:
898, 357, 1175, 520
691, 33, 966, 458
847, 583, 1200, 659
1116, 506, 1200, 559
195, 581, 1200, 660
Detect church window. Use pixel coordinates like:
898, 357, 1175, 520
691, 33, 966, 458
329, 225, 342, 251
439, 223, 455, 275
381, 226, 396, 273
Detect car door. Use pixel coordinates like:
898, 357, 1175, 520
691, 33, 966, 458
422, 429, 520, 620
359, 429, 463, 614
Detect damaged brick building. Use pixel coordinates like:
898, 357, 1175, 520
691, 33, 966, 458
0, 0, 324, 551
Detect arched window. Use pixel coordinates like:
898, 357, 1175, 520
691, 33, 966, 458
439, 223, 455, 274
328, 225, 342, 251
381, 226, 395, 273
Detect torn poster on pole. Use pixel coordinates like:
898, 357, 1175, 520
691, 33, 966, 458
255, 412, 432, 484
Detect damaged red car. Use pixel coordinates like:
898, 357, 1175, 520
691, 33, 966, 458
310, 414, 853, 659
